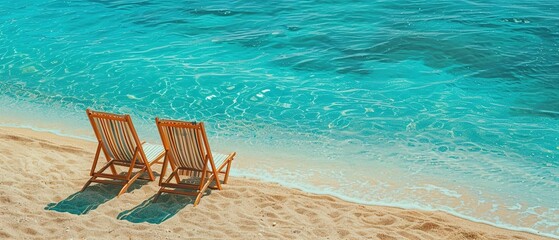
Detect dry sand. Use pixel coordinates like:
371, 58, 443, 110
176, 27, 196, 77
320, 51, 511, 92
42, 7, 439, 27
0, 126, 553, 240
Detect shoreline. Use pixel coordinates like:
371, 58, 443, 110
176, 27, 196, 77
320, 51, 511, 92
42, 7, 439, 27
1, 101, 558, 237
0, 126, 555, 239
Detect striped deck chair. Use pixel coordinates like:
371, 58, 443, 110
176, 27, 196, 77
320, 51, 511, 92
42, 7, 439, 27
154, 118, 236, 206
82, 109, 165, 196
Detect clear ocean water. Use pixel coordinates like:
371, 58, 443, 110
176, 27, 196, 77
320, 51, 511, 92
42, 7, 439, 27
1, 0, 558, 237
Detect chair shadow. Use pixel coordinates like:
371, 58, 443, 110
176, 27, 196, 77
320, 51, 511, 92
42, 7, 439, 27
44, 180, 149, 215
117, 189, 212, 224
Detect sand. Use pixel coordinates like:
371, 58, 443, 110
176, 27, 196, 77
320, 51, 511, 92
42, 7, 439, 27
0, 126, 553, 240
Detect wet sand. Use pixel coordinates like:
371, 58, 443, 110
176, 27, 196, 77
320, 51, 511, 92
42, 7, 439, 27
0, 126, 553, 239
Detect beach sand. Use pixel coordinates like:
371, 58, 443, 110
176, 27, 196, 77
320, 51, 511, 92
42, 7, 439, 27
0, 126, 552, 240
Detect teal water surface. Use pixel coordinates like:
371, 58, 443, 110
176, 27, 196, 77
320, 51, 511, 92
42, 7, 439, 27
0, 0, 558, 236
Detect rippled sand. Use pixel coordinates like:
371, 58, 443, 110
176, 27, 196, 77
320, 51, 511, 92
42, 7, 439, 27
0, 126, 552, 239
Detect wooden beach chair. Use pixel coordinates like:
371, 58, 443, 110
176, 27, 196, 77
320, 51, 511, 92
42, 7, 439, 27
154, 118, 236, 206
81, 109, 164, 196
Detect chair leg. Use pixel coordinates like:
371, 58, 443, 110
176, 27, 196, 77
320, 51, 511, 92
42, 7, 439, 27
109, 165, 118, 175
169, 171, 181, 184
118, 182, 132, 196
154, 170, 174, 203
153, 189, 163, 203
82, 160, 114, 191
172, 169, 181, 184
118, 169, 145, 196
138, 166, 153, 180
223, 160, 233, 184
193, 191, 204, 207
165, 156, 181, 183
194, 173, 217, 206
81, 177, 95, 192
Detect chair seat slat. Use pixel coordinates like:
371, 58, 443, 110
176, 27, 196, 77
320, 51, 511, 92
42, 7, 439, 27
142, 143, 165, 164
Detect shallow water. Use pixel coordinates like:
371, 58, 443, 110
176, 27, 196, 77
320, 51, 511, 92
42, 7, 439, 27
1, 0, 558, 236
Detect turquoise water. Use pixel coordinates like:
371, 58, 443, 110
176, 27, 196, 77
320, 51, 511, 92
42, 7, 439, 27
1, 0, 558, 236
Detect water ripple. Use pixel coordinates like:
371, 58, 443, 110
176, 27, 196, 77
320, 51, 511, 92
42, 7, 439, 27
0, 0, 558, 236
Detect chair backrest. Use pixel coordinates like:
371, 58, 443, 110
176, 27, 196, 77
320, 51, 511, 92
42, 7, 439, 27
87, 109, 143, 163
155, 118, 212, 171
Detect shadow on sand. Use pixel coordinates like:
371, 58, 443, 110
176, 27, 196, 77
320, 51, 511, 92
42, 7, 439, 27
44, 180, 149, 215
117, 189, 212, 224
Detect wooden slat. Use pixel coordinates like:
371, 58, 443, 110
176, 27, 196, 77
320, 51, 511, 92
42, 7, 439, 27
92, 173, 128, 180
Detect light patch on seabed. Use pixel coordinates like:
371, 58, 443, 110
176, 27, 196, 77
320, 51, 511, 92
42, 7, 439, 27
0, 95, 164, 143
126, 94, 144, 100
0, 95, 92, 139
